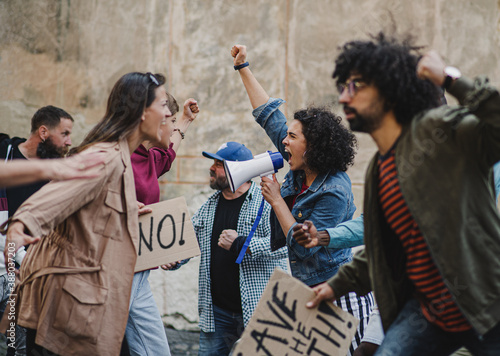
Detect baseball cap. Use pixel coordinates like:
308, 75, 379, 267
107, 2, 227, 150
202, 141, 253, 162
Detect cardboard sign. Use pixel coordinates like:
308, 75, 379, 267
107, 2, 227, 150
232, 269, 359, 356
135, 197, 200, 272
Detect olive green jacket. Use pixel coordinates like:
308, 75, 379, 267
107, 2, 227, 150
328, 76, 500, 336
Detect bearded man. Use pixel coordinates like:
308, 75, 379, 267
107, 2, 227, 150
189, 141, 288, 356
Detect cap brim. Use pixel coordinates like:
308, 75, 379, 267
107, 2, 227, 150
202, 151, 224, 161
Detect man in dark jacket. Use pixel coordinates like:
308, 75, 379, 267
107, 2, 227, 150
0, 105, 74, 216
305, 33, 500, 355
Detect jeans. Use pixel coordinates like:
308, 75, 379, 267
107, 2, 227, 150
0, 274, 26, 356
199, 305, 244, 356
375, 298, 500, 356
125, 270, 171, 356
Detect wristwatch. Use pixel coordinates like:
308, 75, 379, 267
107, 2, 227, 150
443, 66, 461, 90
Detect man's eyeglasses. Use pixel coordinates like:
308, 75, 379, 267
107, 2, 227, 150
337, 79, 366, 98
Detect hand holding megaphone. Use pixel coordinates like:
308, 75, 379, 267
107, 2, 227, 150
227, 151, 284, 265
223, 151, 284, 193
260, 174, 283, 206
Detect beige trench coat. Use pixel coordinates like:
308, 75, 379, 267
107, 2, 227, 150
11, 139, 139, 355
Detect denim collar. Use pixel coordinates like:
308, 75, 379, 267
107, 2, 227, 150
284, 170, 332, 194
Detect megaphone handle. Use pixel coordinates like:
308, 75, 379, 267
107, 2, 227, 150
260, 173, 274, 181
235, 197, 266, 264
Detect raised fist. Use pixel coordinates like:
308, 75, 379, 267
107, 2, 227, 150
184, 98, 199, 120
416, 50, 447, 87
231, 45, 247, 66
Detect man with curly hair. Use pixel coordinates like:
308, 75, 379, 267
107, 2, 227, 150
301, 33, 500, 355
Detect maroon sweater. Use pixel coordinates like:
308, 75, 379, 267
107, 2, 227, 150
131, 144, 176, 205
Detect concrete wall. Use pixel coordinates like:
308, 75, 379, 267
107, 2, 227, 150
1, 0, 499, 330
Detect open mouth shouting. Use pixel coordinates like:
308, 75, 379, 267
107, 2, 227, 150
284, 148, 291, 162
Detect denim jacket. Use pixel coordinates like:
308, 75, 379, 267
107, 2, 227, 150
253, 98, 356, 286
494, 161, 500, 200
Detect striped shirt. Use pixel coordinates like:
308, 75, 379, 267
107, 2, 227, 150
378, 148, 471, 332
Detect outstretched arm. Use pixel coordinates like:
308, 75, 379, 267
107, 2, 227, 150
293, 221, 331, 248
0, 151, 105, 188
306, 248, 372, 309
294, 215, 365, 249
232, 45, 270, 109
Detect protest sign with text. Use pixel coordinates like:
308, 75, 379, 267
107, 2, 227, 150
232, 269, 359, 356
135, 197, 200, 272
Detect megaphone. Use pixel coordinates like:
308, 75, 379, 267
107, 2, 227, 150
224, 151, 284, 193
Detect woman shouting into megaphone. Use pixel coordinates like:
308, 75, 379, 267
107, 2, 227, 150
232, 44, 374, 356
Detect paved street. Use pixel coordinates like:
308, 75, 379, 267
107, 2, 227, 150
0, 328, 200, 356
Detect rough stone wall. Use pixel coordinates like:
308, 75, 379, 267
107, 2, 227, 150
1, 0, 499, 330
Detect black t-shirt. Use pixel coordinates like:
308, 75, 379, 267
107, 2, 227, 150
210, 191, 248, 314
0, 135, 48, 217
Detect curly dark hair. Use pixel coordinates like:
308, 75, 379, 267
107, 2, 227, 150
333, 32, 441, 125
294, 107, 357, 174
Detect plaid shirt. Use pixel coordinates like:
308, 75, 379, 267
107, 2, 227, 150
192, 182, 288, 332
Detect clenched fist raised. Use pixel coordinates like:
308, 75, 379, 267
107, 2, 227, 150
231, 45, 247, 66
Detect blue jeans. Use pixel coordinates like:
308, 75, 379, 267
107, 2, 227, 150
0, 274, 26, 356
198, 305, 244, 356
375, 299, 500, 356
125, 270, 171, 356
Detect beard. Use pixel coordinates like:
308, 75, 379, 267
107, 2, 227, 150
36, 137, 68, 158
347, 112, 380, 133
344, 102, 385, 134
209, 172, 229, 191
